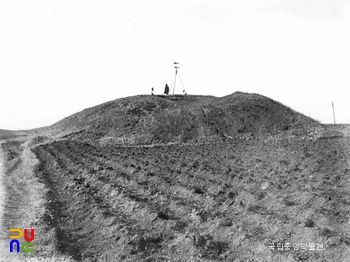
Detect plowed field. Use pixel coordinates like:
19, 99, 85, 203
23, 124, 350, 261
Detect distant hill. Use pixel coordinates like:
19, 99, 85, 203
38, 92, 322, 145
0, 129, 28, 139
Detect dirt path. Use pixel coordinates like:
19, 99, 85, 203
0, 141, 7, 252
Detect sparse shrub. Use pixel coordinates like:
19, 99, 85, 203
219, 219, 233, 227
319, 227, 333, 237
193, 187, 204, 194
256, 191, 266, 201
228, 191, 237, 199
283, 199, 296, 206
193, 234, 229, 260
171, 221, 188, 232
157, 211, 169, 220
305, 219, 315, 228
130, 234, 164, 256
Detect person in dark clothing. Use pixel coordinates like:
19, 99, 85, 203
151, 87, 154, 95
164, 84, 169, 95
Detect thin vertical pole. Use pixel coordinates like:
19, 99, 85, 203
173, 62, 179, 95
173, 69, 177, 95
332, 102, 336, 125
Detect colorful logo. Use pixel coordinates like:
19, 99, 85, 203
9, 228, 35, 253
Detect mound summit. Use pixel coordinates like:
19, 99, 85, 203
41, 92, 321, 145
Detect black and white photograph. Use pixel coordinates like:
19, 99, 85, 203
1, 1, 350, 261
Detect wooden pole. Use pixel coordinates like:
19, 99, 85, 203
332, 102, 336, 125
173, 62, 179, 95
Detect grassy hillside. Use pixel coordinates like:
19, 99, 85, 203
38, 92, 322, 145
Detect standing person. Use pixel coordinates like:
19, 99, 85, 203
164, 84, 169, 95
151, 87, 154, 95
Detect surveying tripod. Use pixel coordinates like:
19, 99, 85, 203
171, 62, 186, 95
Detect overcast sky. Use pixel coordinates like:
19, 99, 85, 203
1, 0, 349, 130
